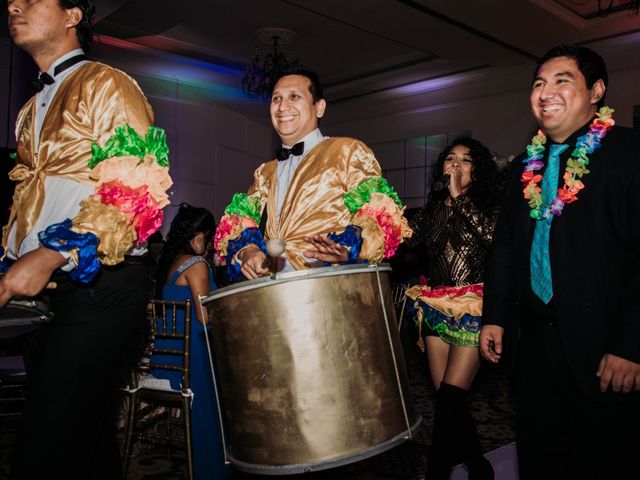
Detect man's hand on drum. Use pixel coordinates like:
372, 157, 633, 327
0, 248, 66, 308
237, 244, 270, 280
303, 235, 349, 264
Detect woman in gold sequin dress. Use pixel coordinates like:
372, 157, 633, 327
405, 137, 503, 479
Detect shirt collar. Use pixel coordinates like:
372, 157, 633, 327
42, 48, 85, 78
281, 129, 325, 157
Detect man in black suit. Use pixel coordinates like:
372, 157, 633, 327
480, 45, 640, 480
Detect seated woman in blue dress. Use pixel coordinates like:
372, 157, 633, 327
153, 203, 232, 479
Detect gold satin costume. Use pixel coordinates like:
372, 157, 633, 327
2, 62, 153, 262
247, 137, 381, 270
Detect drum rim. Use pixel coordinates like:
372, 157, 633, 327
224, 413, 422, 474
201, 263, 391, 304
0, 300, 52, 336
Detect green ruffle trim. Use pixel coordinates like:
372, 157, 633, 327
90, 123, 169, 169
344, 177, 403, 214
224, 193, 261, 224
430, 322, 479, 348
414, 310, 480, 348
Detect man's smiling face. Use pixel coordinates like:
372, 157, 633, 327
270, 74, 326, 146
530, 56, 604, 143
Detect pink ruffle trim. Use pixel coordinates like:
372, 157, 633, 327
213, 214, 259, 263
415, 283, 484, 299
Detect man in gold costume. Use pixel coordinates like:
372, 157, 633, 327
215, 68, 411, 280
2, 1, 171, 478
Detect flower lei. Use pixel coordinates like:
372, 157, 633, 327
521, 106, 615, 221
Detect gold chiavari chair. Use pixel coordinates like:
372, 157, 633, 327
121, 299, 194, 480
391, 282, 410, 331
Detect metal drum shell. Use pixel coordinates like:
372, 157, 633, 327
0, 299, 52, 339
203, 264, 419, 473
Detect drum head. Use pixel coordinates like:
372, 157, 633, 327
0, 301, 52, 339
202, 263, 392, 304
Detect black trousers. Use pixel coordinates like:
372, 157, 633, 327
515, 318, 639, 480
11, 263, 149, 480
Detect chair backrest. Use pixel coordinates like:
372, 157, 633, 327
0, 355, 26, 420
143, 299, 192, 394
391, 283, 408, 307
390, 282, 409, 331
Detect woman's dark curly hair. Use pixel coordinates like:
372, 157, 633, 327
156, 203, 216, 296
427, 137, 503, 212
59, 0, 95, 51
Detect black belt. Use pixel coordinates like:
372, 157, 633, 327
123, 255, 148, 265
101, 255, 149, 271
522, 309, 558, 327
50, 255, 149, 282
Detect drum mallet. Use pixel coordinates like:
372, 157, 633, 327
262, 238, 285, 274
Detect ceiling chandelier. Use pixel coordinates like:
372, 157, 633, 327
568, 0, 640, 17
242, 28, 301, 101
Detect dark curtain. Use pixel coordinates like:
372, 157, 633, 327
0, 148, 15, 229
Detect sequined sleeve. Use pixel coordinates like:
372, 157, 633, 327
450, 198, 499, 248
404, 205, 431, 249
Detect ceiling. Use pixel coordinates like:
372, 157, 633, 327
3, 0, 640, 122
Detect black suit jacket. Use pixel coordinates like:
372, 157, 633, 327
483, 123, 640, 398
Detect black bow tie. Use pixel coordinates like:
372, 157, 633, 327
275, 142, 304, 161
31, 72, 54, 92
31, 54, 87, 92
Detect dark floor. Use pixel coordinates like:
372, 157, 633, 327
0, 328, 515, 480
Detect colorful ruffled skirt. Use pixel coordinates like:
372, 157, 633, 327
406, 283, 483, 348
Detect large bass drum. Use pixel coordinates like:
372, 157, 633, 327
0, 299, 52, 340
201, 264, 421, 475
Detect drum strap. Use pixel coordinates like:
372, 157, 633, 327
375, 266, 413, 438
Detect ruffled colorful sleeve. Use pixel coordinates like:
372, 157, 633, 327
214, 193, 266, 280
39, 124, 172, 282
343, 177, 413, 263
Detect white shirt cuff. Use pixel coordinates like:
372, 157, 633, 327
58, 250, 77, 272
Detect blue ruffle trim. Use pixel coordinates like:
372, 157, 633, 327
408, 299, 481, 347
226, 227, 266, 282
0, 247, 12, 274
38, 219, 101, 283
327, 225, 364, 264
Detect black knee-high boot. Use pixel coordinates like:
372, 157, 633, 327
427, 383, 457, 480
460, 403, 494, 480
428, 382, 494, 480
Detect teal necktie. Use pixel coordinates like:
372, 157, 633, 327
530, 143, 568, 304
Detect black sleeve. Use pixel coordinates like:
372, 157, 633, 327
482, 158, 523, 328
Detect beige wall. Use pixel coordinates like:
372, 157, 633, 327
0, 40, 37, 149
147, 94, 274, 228
322, 53, 640, 160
